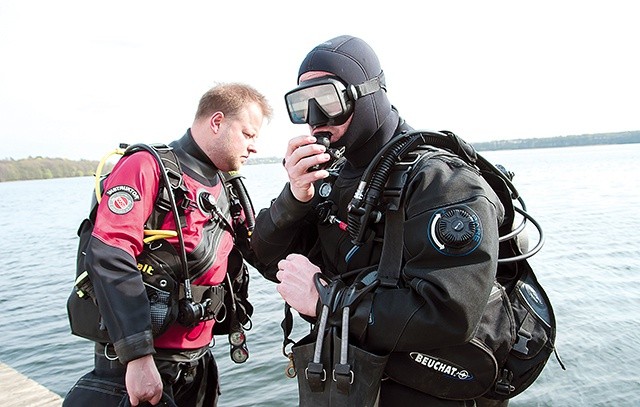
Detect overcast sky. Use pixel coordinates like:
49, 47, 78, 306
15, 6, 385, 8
1, 0, 638, 160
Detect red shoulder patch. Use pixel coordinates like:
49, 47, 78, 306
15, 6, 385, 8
105, 185, 141, 215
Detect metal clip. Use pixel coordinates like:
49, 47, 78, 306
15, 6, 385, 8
285, 352, 296, 378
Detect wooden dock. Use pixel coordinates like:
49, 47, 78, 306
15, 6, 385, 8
0, 362, 62, 407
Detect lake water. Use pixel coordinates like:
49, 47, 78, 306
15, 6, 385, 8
1, 144, 639, 406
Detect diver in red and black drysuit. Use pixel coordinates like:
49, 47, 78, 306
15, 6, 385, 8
64, 83, 272, 407
251, 36, 507, 406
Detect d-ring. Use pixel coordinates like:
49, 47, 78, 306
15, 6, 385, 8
104, 343, 119, 361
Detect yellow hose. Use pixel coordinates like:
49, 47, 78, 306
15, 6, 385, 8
94, 148, 126, 203
93, 147, 179, 245
143, 229, 178, 243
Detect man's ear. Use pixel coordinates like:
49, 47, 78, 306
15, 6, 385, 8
210, 111, 224, 133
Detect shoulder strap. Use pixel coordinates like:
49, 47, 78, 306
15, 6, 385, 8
377, 148, 439, 287
378, 205, 405, 287
127, 144, 187, 230
122, 143, 191, 286
377, 148, 443, 287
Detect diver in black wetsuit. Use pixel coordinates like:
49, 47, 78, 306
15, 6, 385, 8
251, 35, 507, 406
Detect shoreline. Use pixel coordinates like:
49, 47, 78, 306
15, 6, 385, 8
0, 362, 62, 407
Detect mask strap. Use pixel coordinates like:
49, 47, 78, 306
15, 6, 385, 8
349, 71, 386, 100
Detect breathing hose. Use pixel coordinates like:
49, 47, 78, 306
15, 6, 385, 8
346, 130, 544, 263
94, 147, 126, 204
347, 131, 426, 245
225, 171, 256, 235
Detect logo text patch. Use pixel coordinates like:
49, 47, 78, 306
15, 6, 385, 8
409, 352, 474, 381
105, 185, 140, 215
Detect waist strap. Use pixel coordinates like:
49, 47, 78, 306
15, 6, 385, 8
95, 342, 210, 365
154, 346, 210, 362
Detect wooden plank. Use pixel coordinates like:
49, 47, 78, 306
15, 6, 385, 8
0, 362, 62, 407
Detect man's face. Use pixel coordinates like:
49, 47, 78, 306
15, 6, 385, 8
213, 102, 264, 172
298, 71, 353, 145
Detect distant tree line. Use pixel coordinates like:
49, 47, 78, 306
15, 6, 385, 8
246, 156, 283, 165
2, 131, 639, 182
472, 131, 640, 151
0, 157, 102, 182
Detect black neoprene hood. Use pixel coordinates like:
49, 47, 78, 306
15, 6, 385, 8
296, 35, 396, 166
297, 35, 384, 88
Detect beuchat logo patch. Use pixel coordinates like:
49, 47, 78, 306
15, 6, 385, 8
105, 185, 141, 215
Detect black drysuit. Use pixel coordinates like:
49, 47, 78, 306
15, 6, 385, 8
252, 35, 507, 406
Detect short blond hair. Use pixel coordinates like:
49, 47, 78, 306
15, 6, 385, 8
195, 82, 273, 121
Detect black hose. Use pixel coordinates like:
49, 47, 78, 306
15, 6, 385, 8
347, 132, 416, 244
347, 130, 543, 262
229, 176, 256, 233
125, 144, 190, 285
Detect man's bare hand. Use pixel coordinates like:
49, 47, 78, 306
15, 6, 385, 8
282, 135, 330, 202
125, 354, 163, 406
276, 253, 321, 317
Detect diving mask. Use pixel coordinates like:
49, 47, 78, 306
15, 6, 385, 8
284, 74, 385, 126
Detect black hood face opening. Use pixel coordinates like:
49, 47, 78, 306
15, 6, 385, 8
297, 35, 398, 167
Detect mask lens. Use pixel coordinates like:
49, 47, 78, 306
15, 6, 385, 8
285, 82, 346, 124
